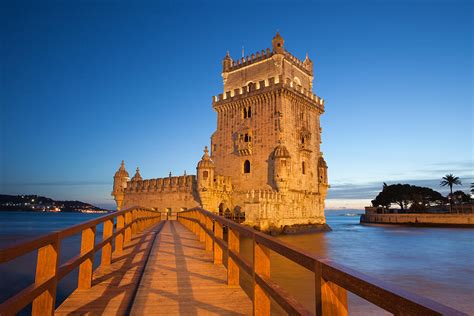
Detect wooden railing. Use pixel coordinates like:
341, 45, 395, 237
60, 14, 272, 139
178, 208, 466, 316
0, 207, 161, 316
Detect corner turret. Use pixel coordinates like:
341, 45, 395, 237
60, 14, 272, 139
112, 160, 129, 210
318, 155, 328, 185
273, 143, 291, 192
196, 146, 215, 190
222, 50, 232, 72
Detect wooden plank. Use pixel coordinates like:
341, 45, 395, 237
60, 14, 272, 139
130, 221, 251, 315
56, 223, 163, 315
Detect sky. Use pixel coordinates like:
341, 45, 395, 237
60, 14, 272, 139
0, 0, 472, 210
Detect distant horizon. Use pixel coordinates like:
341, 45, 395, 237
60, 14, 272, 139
1, 0, 472, 209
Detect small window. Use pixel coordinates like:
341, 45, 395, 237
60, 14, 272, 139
244, 133, 250, 142
243, 108, 247, 119
248, 106, 252, 118
302, 161, 306, 175
244, 160, 251, 173
203, 171, 209, 179
301, 137, 305, 144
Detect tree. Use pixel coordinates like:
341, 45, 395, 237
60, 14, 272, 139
452, 190, 470, 204
440, 174, 462, 197
371, 183, 445, 212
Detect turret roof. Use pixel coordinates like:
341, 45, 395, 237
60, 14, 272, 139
197, 146, 215, 169
114, 160, 129, 178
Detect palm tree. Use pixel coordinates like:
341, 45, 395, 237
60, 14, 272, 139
440, 174, 462, 212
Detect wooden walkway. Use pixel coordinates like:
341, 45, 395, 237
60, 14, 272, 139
56, 221, 251, 315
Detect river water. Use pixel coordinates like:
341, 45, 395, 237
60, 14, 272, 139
0, 211, 472, 315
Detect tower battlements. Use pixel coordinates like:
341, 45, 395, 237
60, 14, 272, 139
125, 175, 196, 193
212, 75, 324, 110
223, 48, 312, 76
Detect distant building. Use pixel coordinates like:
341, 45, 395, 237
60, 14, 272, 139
112, 33, 329, 231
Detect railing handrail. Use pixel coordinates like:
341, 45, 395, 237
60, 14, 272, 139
0, 206, 162, 316
0, 206, 155, 264
178, 207, 467, 316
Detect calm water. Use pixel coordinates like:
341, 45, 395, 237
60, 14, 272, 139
0, 211, 473, 315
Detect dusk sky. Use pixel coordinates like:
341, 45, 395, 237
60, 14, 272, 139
1, 0, 472, 210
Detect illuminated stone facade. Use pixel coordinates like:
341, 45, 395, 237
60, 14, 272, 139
112, 33, 329, 231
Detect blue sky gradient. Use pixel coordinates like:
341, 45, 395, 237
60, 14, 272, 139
1, 0, 472, 209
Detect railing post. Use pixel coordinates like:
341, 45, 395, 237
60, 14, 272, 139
253, 240, 271, 315
192, 211, 198, 234
125, 211, 132, 243
315, 261, 323, 315
31, 235, 60, 316
78, 226, 96, 289
227, 227, 239, 287
131, 209, 137, 235
205, 216, 213, 252
101, 219, 113, 266
316, 262, 348, 316
199, 213, 205, 242
213, 220, 223, 264
115, 214, 124, 254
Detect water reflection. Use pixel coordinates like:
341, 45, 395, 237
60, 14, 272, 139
238, 213, 473, 315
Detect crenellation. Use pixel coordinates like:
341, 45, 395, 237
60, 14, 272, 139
213, 75, 323, 110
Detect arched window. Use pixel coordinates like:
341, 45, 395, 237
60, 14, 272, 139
302, 161, 306, 175
243, 107, 247, 119
244, 133, 250, 142
244, 160, 251, 173
247, 106, 252, 118
203, 171, 209, 179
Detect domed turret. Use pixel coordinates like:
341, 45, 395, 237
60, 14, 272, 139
114, 160, 129, 178
273, 143, 291, 192
272, 31, 285, 54
112, 160, 129, 210
274, 144, 291, 159
131, 167, 143, 182
318, 155, 328, 185
197, 146, 215, 190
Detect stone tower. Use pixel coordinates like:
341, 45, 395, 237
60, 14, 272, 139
211, 32, 329, 230
112, 33, 329, 232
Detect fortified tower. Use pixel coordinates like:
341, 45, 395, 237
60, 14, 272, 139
112, 33, 329, 232
211, 32, 328, 230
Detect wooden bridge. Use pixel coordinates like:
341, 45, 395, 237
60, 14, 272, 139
0, 207, 467, 315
